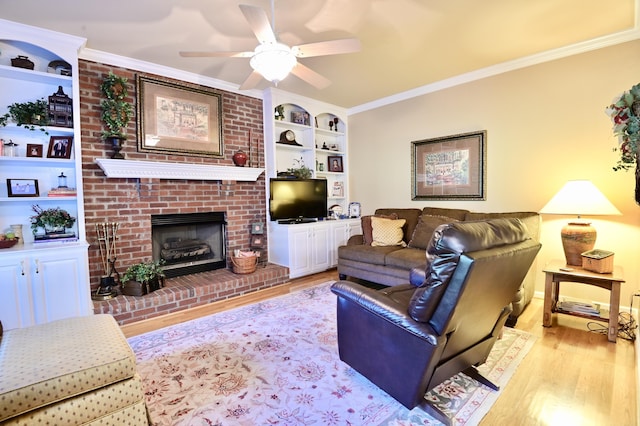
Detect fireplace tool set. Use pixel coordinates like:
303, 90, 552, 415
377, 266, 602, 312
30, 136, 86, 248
92, 222, 120, 301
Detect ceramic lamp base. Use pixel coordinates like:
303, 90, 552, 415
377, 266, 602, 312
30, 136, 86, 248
560, 222, 596, 266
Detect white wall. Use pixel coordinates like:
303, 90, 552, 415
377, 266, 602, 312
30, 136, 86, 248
348, 39, 640, 308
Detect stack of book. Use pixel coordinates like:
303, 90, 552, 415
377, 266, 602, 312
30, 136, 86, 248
48, 187, 77, 197
34, 232, 78, 244
557, 300, 601, 316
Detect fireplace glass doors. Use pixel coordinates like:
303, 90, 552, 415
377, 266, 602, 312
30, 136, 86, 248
151, 212, 226, 278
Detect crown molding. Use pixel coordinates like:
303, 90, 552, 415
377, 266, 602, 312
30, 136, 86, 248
79, 48, 264, 100
349, 27, 640, 116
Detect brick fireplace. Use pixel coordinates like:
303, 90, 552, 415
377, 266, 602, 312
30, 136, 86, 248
79, 61, 289, 324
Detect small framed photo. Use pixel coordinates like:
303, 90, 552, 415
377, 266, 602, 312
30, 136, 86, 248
27, 144, 43, 158
250, 222, 264, 234
250, 234, 265, 248
7, 178, 39, 197
47, 136, 73, 159
328, 156, 343, 172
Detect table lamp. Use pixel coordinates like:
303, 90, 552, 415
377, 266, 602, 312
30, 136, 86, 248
539, 180, 621, 266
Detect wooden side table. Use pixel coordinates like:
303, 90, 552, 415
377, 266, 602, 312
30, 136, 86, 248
543, 260, 624, 343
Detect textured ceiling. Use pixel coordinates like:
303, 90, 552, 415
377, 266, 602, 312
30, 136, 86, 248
1, 0, 637, 108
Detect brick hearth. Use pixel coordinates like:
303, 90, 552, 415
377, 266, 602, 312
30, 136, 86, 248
94, 264, 289, 325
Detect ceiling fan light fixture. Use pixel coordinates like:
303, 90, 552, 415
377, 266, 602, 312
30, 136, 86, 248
250, 42, 297, 84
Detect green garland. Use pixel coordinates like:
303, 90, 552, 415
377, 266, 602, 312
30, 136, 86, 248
606, 82, 640, 171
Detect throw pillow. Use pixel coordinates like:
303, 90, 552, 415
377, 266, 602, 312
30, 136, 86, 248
408, 215, 458, 250
361, 213, 398, 245
371, 216, 407, 247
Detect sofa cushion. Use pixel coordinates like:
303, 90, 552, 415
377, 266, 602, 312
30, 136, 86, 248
361, 213, 398, 245
371, 217, 407, 247
408, 215, 459, 250
374, 208, 422, 243
421, 207, 469, 221
338, 244, 405, 266
0, 315, 137, 422
384, 247, 428, 270
464, 211, 540, 241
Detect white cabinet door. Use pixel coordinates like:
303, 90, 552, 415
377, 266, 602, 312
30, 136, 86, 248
310, 224, 330, 273
288, 226, 313, 278
0, 253, 34, 330
30, 246, 92, 324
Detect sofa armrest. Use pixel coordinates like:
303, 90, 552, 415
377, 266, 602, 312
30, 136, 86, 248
346, 234, 364, 245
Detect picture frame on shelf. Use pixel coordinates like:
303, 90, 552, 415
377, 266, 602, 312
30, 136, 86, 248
331, 181, 344, 197
136, 75, 223, 158
328, 156, 343, 172
291, 111, 310, 126
7, 178, 39, 197
411, 130, 486, 201
47, 136, 73, 159
27, 143, 43, 158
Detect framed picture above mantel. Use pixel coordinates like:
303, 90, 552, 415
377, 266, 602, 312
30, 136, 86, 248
411, 130, 486, 201
136, 75, 224, 158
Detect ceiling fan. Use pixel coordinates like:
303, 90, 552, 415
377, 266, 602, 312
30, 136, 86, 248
179, 1, 361, 90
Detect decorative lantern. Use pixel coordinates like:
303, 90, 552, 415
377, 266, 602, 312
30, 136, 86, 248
48, 86, 73, 128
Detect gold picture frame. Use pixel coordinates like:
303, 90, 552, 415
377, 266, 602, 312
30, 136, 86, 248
136, 75, 223, 157
411, 130, 486, 200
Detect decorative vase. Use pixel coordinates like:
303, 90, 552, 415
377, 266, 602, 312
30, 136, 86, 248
10, 224, 23, 245
232, 150, 248, 167
106, 136, 125, 159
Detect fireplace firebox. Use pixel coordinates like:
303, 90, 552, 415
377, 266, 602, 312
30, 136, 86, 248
151, 212, 226, 278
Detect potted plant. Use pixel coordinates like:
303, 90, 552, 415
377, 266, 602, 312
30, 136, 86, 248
6, 99, 49, 133
30, 204, 76, 235
100, 72, 133, 159
285, 157, 313, 179
121, 259, 166, 296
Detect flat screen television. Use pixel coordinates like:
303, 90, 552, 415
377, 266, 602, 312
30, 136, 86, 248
269, 178, 328, 223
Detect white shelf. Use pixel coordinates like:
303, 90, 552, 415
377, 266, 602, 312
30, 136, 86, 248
95, 158, 265, 181
0, 64, 73, 85
1, 196, 76, 202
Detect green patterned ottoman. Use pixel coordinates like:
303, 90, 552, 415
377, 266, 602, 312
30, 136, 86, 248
0, 314, 148, 425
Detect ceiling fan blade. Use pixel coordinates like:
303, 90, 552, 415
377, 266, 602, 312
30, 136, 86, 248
239, 4, 276, 44
292, 38, 361, 58
239, 70, 264, 90
290, 63, 331, 90
179, 51, 254, 58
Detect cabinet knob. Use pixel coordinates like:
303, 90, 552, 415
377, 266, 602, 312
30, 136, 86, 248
34, 259, 40, 274
20, 260, 25, 276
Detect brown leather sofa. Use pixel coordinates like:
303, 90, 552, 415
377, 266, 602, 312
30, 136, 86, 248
337, 207, 540, 324
331, 218, 541, 425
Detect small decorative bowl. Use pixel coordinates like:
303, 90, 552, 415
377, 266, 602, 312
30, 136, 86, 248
0, 238, 19, 249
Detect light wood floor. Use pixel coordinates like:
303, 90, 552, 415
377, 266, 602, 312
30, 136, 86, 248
121, 270, 637, 425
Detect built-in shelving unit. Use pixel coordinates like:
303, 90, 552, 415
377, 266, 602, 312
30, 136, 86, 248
262, 88, 356, 279
0, 19, 92, 330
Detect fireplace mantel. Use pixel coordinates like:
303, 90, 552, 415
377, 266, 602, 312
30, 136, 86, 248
95, 158, 264, 181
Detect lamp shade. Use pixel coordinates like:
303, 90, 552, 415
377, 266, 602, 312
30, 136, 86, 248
539, 180, 621, 216
539, 180, 621, 266
250, 42, 297, 84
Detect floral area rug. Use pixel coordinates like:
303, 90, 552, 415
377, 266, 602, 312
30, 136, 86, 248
128, 282, 536, 425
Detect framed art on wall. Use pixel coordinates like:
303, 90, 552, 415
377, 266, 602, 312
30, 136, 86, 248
411, 130, 486, 200
136, 75, 223, 158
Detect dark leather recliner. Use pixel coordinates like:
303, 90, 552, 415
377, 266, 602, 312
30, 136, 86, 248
330, 218, 541, 425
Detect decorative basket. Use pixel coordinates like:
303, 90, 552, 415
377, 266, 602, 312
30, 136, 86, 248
0, 238, 19, 249
581, 249, 614, 274
231, 252, 258, 274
